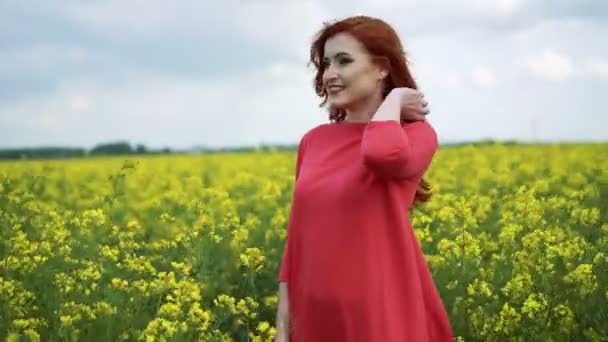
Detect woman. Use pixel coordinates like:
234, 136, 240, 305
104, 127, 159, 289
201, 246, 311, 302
275, 15, 453, 341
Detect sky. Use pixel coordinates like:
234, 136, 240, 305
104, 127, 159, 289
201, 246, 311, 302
1, 0, 607, 149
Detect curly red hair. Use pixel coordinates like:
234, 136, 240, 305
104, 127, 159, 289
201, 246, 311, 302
308, 15, 432, 207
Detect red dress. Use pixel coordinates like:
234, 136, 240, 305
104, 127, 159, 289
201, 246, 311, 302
278, 119, 453, 341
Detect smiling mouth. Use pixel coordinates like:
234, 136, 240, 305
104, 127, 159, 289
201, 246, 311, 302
328, 86, 345, 94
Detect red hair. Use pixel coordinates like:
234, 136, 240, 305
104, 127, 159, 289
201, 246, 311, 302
308, 15, 432, 207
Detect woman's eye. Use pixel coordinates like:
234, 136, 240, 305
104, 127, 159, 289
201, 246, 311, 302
321, 58, 351, 68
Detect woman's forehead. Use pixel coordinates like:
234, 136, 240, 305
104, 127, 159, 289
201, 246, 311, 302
324, 33, 365, 57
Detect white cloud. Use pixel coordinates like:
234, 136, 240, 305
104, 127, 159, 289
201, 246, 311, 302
1, 1, 607, 147
410, 61, 465, 89
524, 50, 608, 81
526, 50, 575, 81
62, 0, 330, 61
469, 0, 523, 18
231, 1, 330, 61
471, 65, 497, 88
445, 74, 465, 89
495, 0, 522, 16
583, 57, 608, 78
0, 61, 324, 149
68, 94, 91, 112
63, 1, 224, 35
0, 45, 88, 76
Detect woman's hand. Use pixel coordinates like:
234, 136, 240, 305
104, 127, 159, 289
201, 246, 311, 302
389, 87, 429, 122
275, 282, 290, 341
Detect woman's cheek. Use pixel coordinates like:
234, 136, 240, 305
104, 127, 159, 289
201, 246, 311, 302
345, 87, 364, 104
330, 90, 350, 107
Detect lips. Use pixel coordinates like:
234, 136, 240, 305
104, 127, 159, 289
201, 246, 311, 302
328, 86, 345, 94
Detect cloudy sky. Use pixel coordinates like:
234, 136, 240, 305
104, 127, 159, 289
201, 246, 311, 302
1, 0, 607, 149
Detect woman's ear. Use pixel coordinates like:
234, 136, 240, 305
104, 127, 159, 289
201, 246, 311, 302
373, 56, 390, 81
375, 66, 388, 81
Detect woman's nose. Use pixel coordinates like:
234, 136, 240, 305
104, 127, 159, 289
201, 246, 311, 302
323, 68, 338, 84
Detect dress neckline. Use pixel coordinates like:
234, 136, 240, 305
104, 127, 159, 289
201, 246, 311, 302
338, 121, 368, 125
331, 119, 410, 127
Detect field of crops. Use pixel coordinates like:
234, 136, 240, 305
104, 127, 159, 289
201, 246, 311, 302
1, 143, 607, 341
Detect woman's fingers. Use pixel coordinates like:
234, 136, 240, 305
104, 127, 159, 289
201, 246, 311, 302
417, 102, 429, 115
420, 97, 430, 115
399, 88, 430, 120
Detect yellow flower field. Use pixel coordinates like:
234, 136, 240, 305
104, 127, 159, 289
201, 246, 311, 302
1, 143, 607, 341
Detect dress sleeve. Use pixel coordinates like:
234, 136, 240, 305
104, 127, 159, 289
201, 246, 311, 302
278, 132, 308, 283
360, 119, 438, 180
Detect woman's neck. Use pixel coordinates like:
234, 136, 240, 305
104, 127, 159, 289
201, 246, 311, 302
344, 88, 384, 123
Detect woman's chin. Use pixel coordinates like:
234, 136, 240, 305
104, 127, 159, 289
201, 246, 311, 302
329, 98, 351, 109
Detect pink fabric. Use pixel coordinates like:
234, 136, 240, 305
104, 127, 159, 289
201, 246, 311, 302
278, 119, 453, 341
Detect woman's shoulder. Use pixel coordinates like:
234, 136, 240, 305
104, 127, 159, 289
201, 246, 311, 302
300, 122, 332, 143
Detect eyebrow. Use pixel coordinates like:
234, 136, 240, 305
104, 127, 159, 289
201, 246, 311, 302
322, 52, 351, 60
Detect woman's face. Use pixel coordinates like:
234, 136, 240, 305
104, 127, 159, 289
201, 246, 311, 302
322, 32, 387, 110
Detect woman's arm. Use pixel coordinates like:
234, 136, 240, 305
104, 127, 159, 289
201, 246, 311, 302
275, 281, 289, 341
276, 132, 310, 341
361, 89, 438, 180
